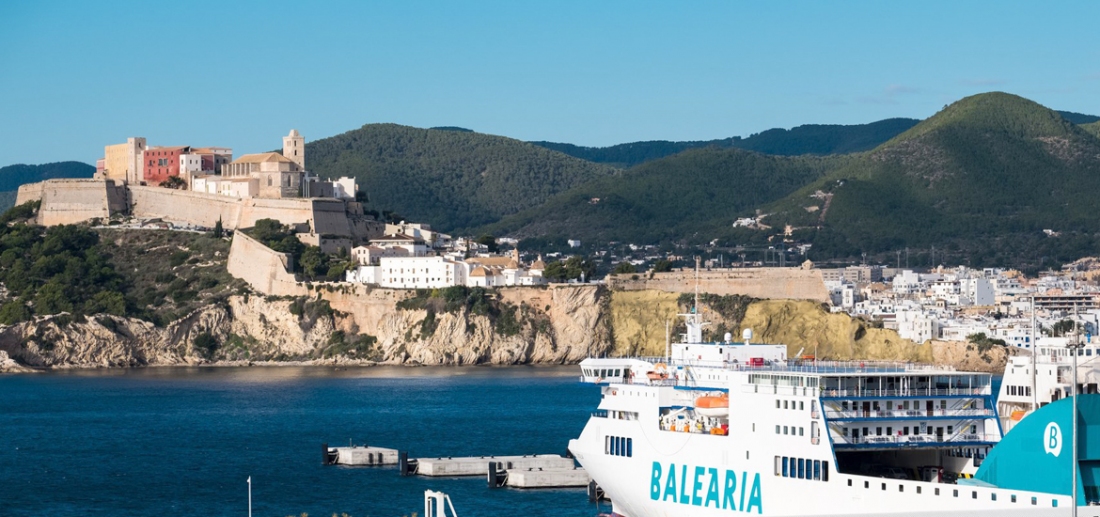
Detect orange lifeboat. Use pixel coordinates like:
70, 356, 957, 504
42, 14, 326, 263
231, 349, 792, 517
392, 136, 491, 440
1010, 410, 1027, 421
695, 393, 729, 418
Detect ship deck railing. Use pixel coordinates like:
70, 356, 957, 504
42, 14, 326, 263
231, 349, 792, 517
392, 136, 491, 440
832, 432, 998, 447
607, 357, 959, 373
820, 387, 988, 398
825, 408, 995, 420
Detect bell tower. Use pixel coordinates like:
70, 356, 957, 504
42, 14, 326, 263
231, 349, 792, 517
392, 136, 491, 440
283, 129, 305, 170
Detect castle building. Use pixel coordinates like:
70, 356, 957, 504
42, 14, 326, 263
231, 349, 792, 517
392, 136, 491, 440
98, 137, 147, 184
143, 146, 189, 184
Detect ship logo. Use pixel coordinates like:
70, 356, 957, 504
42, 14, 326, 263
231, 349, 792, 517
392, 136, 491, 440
1044, 422, 1062, 457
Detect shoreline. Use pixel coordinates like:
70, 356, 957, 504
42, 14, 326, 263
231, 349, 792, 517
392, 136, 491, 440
0, 358, 585, 374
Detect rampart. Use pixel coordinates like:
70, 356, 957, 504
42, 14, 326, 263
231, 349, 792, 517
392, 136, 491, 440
226, 231, 308, 297
16, 179, 127, 226
19, 180, 375, 238
607, 267, 829, 302
129, 186, 318, 230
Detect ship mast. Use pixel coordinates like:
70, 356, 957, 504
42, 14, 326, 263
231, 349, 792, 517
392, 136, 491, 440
1031, 295, 1038, 410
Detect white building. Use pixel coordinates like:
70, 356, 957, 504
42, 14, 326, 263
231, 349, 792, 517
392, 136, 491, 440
359, 256, 466, 289
894, 309, 940, 343
351, 245, 409, 266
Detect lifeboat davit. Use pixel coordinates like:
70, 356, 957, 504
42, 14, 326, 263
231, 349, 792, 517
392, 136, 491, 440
695, 393, 729, 418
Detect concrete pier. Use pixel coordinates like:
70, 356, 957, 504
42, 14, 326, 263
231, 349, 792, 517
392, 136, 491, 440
325, 444, 399, 466
416, 454, 575, 477
501, 467, 590, 488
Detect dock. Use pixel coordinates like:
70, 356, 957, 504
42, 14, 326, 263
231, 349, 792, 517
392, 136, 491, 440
489, 464, 590, 488
401, 452, 577, 477
323, 443, 399, 466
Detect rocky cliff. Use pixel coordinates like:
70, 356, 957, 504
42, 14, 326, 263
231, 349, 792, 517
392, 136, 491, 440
0, 285, 1008, 373
0, 285, 611, 368
606, 291, 1010, 373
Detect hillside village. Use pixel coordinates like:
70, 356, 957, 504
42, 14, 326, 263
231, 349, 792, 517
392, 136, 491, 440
14, 121, 1100, 361
821, 262, 1100, 351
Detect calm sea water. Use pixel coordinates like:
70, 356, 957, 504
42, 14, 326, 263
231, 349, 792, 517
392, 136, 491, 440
0, 366, 602, 517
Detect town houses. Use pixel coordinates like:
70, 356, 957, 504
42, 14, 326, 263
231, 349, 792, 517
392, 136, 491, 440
820, 262, 1100, 349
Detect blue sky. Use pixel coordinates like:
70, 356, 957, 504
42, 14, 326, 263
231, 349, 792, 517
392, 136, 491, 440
1, 0, 1098, 166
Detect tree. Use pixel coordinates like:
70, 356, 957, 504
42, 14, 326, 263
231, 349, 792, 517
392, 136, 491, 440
1050, 319, 1076, 337
612, 262, 637, 275
476, 234, 499, 253
160, 176, 187, 189
298, 246, 329, 281
653, 259, 674, 272
563, 256, 596, 281
212, 218, 224, 238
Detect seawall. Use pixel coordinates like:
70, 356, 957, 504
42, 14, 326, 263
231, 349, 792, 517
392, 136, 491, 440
608, 267, 829, 302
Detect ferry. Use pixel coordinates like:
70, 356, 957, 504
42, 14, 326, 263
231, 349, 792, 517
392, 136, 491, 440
998, 336, 1100, 434
568, 292, 1100, 516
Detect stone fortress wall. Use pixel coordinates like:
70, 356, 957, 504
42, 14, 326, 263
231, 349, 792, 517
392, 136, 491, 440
16, 179, 378, 239
607, 267, 829, 302
17, 179, 127, 226
226, 231, 309, 297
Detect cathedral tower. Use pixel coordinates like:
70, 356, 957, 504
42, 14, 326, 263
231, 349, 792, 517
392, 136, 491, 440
282, 129, 305, 170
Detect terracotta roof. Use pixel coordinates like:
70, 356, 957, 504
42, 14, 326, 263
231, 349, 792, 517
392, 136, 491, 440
232, 152, 295, 164
469, 266, 488, 277
372, 234, 419, 243
466, 256, 516, 267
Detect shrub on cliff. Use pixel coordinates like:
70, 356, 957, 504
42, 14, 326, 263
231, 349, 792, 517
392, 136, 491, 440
0, 216, 130, 324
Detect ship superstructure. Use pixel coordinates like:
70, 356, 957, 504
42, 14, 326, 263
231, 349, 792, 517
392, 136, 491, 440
568, 305, 1084, 516
998, 337, 1100, 434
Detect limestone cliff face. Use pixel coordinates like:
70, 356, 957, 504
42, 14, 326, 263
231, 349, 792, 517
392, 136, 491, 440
0, 285, 611, 368
605, 292, 1011, 370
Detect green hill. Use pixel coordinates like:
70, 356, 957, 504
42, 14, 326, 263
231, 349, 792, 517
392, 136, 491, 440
1057, 111, 1100, 124
1083, 121, 1100, 139
305, 124, 620, 231
482, 147, 848, 244
530, 118, 919, 168
0, 161, 95, 211
764, 92, 1100, 269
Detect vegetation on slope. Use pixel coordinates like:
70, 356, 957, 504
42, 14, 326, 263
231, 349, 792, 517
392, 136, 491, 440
0, 202, 244, 326
1057, 110, 1100, 124
1083, 121, 1100, 139
760, 92, 1100, 271
483, 147, 849, 244
530, 118, 919, 168
305, 124, 620, 232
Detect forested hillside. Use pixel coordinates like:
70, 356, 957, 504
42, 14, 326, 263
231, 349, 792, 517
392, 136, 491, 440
764, 93, 1100, 269
1083, 121, 1100, 139
483, 148, 849, 244
305, 124, 620, 231
0, 162, 94, 211
1057, 110, 1100, 124
530, 118, 919, 168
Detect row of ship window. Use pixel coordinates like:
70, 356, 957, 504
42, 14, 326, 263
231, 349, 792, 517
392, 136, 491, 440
604, 435, 633, 457
840, 400, 948, 411
774, 456, 829, 481
775, 399, 805, 410
841, 425, 976, 437
584, 368, 622, 379
1006, 385, 1032, 397
776, 425, 805, 436
847, 479, 1058, 506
